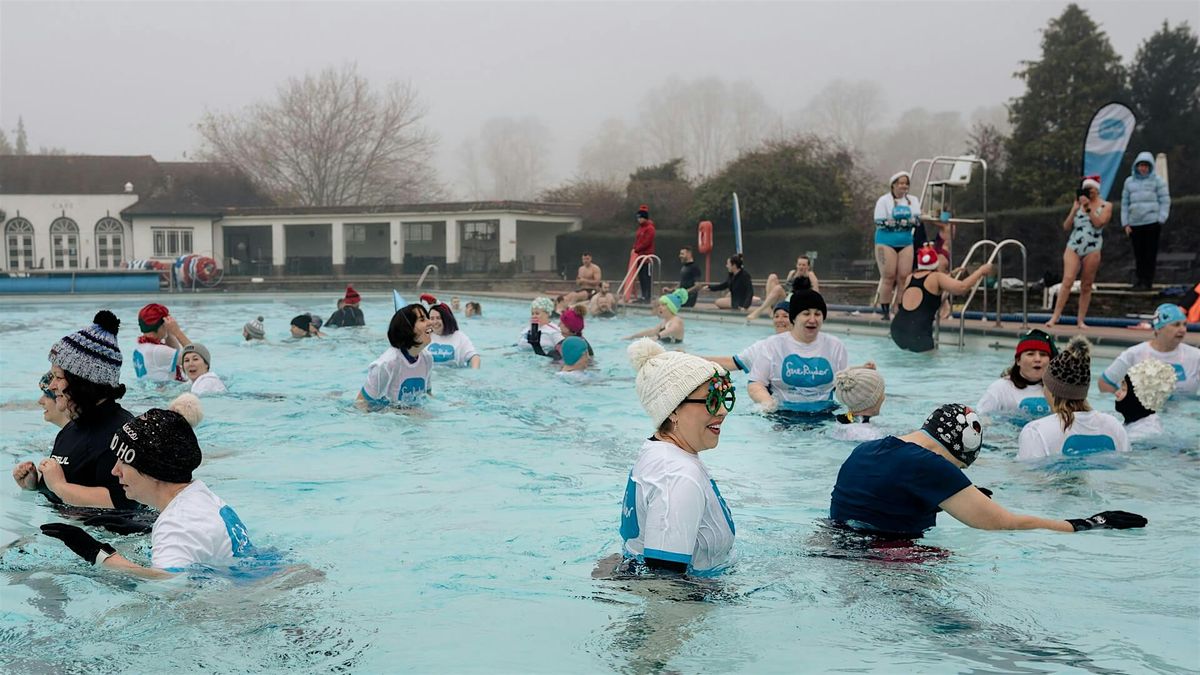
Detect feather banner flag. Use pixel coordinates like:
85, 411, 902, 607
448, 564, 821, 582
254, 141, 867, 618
1081, 102, 1136, 201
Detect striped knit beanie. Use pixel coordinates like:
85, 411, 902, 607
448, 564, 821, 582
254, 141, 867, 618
50, 311, 123, 387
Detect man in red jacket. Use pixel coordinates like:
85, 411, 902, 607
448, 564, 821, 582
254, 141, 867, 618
633, 204, 656, 302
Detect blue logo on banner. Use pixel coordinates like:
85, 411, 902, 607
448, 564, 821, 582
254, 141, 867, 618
1098, 118, 1125, 140
781, 355, 833, 387
1062, 434, 1117, 456
428, 343, 455, 363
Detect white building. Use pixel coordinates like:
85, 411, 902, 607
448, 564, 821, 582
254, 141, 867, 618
0, 155, 582, 277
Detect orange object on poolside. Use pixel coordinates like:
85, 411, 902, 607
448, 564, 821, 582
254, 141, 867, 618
1188, 282, 1200, 324
697, 220, 713, 254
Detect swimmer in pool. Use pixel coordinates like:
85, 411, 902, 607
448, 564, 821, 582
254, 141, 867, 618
464, 301, 482, 317
289, 313, 325, 338
976, 329, 1056, 421
1018, 336, 1130, 460
519, 297, 563, 357
181, 343, 227, 395
832, 367, 886, 441
242, 316, 266, 341
1099, 303, 1199, 397
427, 299, 481, 368
133, 303, 192, 383
557, 306, 594, 362
617, 339, 736, 575
707, 301, 792, 374
559, 336, 591, 373
40, 408, 254, 578
624, 288, 688, 343
589, 281, 618, 318
829, 403, 1148, 540
357, 304, 435, 411
1114, 358, 1175, 441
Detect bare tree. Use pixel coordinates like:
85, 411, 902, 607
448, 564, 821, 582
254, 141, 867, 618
463, 116, 550, 200
577, 117, 643, 186
794, 80, 884, 151
196, 64, 441, 206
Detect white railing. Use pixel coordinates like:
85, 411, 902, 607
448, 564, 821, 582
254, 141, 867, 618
617, 254, 661, 303
950, 238, 1028, 348
416, 264, 439, 290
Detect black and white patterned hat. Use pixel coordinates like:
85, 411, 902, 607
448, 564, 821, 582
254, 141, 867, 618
49, 311, 123, 387
921, 403, 983, 466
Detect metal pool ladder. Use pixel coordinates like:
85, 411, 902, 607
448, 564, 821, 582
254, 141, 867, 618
938, 238, 1029, 349
416, 264, 439, 290
618, 254, 661, 303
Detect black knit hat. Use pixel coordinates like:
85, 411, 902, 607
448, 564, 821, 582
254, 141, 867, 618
1043, 335, 1092, 401
788, 276, 827, 321
110, 408, 201, 483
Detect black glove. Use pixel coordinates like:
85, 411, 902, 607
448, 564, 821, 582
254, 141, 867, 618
977, 486, 993, 499
82, 513, 153, 535
40, 523, 115, 564
1067, 510, 1148, 532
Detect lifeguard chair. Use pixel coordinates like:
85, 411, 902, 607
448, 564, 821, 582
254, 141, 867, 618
909, 155, 989, 265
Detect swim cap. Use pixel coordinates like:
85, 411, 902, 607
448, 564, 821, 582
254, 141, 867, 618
137, 303, 170, 333
111, 408, 201, 483
921, 403, 983, 466
834, 368, 885, 414
181, 343, 211, 367
560, 307, 585, 335
290, 314, 313, 331
659, 288, 689, 315
1016, 328, 1057, 357
772, 301, 790, 315
1125, 358, 1175, 413
530, 297, 554, 315
1152, 303, 1186, 330
788, 276, 827, 321
311, 315, 324, 330
50, 310, 122, 387
561, 336, 589, 366
1043, 335, 1091, 400
916, 244, 939, 270
244, 316, 265, 339
628, 338, 728, 427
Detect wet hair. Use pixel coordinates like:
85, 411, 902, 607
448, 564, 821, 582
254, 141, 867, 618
387, 304, 429, 351
60, 369, 126, 425
727, 253, 745, 270
1049, 392, 1090, 431
431, 303, 459, 335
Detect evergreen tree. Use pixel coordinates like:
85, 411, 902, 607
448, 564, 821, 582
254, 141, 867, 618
14, 117, 28, 155
1129, 21, 1200, 196
0, 129, 12, 154
1004, 4, 1126, 206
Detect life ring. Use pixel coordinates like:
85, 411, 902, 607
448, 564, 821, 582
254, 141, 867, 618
697, 220, 713, 254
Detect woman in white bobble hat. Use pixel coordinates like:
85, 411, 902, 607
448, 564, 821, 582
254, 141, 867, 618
617, 338, 737, 576
832, 367, 887, 442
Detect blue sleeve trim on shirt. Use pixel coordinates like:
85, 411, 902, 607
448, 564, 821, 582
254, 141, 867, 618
643, 548, 692, 564
360, 387, 389, 411
1100, 372, 1118, 389
732, 355, 747, 373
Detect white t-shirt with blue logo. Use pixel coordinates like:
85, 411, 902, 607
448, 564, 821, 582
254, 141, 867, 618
428, 331, 479, 367
620, 439, 735, 575
1017, 410, 1131, 460
1101, 341, 1200, 396
133, 342, 181, 382
517, 323, 563, 355
361, 347, 433, 409
976, 378, 1050, 421
748, 332, 847, 412
152, 480, 252, 571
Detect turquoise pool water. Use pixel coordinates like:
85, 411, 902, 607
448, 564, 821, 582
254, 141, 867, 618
2, 293, 1198, 673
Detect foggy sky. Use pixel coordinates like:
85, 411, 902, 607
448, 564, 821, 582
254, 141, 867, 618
2, 1, 1197, 196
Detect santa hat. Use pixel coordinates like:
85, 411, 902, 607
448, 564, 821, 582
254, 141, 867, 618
916, 244, 940, 270
1081, 175, 1101, 191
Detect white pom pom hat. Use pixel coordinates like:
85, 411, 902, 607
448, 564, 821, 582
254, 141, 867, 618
628, 338, 728, 427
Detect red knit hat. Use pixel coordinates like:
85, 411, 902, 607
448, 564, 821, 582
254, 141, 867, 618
916, 244, 940, 270
344, 286, 361, 304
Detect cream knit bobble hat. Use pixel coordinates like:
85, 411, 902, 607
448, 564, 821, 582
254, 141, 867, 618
628, 338, 727, 427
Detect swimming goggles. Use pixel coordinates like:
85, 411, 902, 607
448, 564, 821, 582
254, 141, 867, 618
39, 372, 56, 400
680, 374, 735, 415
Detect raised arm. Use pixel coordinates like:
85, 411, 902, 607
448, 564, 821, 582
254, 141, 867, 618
936, 263, 993, 295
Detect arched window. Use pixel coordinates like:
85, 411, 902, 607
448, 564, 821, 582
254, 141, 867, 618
95, 217, 125, 269
50, 217, 80, 269
5, 217, 35, 270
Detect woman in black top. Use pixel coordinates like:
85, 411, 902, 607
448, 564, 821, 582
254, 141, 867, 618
708, 254, 759, 310
890, 245, 992, 353
11, 311, 137, 510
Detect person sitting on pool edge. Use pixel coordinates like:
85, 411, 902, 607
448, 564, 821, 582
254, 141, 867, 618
1099, 303, 1198, 397
831, 367, 886, 442
326, 286, 366, 328
829, 403, 1147, 540
39, 408, 254, 578
1114, 358, 1176, 441
357, 303, 435, 411
624, 288, 689, 343
133, 303, 192, 382
242, 316, 266, 341
1018, 336, 1130, 460
707, 301, 793, 375
520, 297, 563, 357
618, 339, 737, 576
181, 343, 227, 396
289, 313, 325, 338
975, 328, 1057, 422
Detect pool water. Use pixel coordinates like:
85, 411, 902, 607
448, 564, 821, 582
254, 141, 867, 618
1, 293, 1197, 673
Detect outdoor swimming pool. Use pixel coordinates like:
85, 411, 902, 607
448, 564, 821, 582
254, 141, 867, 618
2, 293, 1198, 673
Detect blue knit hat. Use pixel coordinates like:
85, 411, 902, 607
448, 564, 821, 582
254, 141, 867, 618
50, 311, 123, 387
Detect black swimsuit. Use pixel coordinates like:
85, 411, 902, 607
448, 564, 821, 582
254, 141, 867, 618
890, 272, 940, 353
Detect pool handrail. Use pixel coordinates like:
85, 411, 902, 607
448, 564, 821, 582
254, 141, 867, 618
416, 264, 439, 290
618, 254, 661, 304
955, 238, 1028, 349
